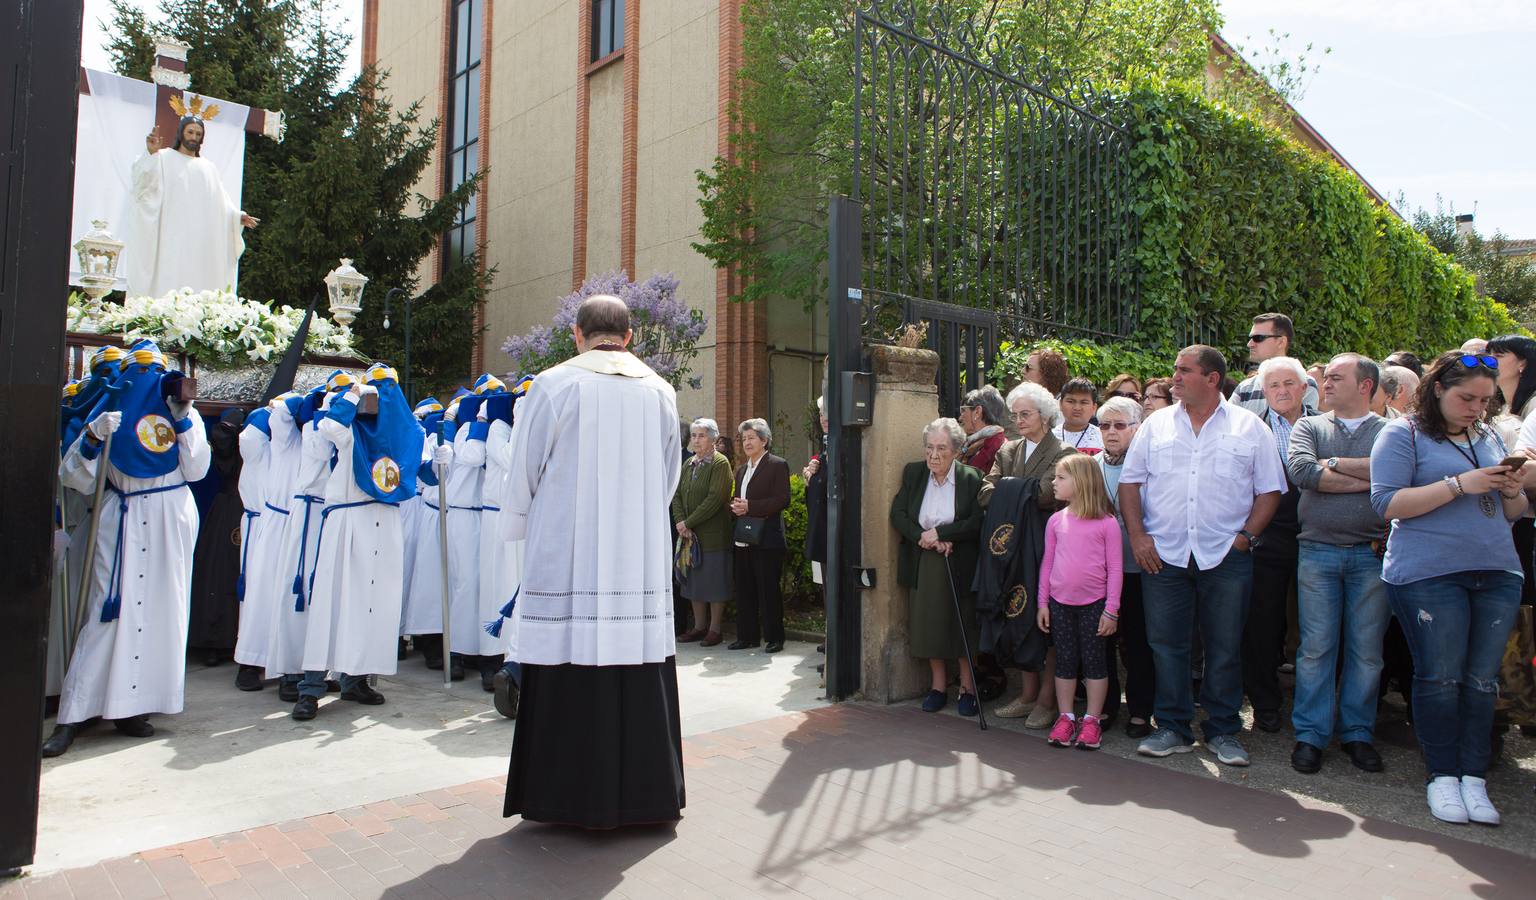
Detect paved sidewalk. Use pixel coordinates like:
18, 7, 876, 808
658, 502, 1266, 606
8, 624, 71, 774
7, 704, 1532, 899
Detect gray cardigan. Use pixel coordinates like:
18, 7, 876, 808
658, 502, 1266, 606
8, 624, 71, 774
1286, 412, 1388, 546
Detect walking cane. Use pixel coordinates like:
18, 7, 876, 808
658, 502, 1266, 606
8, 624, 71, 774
943, 554, 987, 731
72, 383, 128, 645
437, 420, 454, 689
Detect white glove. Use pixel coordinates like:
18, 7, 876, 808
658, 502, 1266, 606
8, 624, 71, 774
476, 403, 488, 422
320, 391, 337, 410
434, 442, 454, 466
168, 399, 193, 421
88, 410, 122, 441
360, 384, 379, 397
444, 403, 458, 423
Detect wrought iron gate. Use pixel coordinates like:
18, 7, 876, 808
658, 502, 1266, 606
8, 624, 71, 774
825, 2, 1141, 699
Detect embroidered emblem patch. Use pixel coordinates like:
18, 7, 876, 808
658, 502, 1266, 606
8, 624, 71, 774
231, 526, 242, 547
136, 414, 176, 453
372, 456, 401, 492
1005, 584, 1029, 618
989, 523, 1014, 556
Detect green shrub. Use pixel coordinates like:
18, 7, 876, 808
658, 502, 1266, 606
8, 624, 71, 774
780, 474, 818, 605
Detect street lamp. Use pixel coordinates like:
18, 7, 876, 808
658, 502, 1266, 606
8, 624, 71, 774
323, 258, 368, 326
380, 287, 415, 401
73, 219, 125, 301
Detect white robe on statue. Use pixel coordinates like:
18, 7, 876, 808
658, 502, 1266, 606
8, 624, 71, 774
302, 393, 404, 676
501, 350, 681, 666
56, 413, 211, 723
124, 149, 245, 298
256, 412, 329, 676
232, 421, 277, 669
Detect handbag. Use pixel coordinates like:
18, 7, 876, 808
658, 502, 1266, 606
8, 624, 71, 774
734, 516, 767, 546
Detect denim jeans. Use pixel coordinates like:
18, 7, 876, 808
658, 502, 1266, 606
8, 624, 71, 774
1141, 548, 1253, 742
298, 670, 367, 699
1292, 542, 1390, 748
1386, 570, 1522, 779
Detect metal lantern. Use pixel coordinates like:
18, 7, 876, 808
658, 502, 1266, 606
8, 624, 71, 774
323, 258, 368, 326
73, 219, 125, 300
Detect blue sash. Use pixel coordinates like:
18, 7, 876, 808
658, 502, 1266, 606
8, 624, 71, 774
102, 482, 189, 622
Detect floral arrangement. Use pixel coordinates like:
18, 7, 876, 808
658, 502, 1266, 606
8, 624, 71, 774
67, 288, 359, 366
501, 271, 709, 390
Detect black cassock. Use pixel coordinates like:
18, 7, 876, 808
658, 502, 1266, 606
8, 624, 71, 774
188, 410, 245, 652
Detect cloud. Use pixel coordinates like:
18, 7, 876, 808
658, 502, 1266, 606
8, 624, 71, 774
1219, 0, 1536, 37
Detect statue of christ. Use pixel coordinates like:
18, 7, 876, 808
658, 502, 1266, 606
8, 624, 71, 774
122, 115, 260, 299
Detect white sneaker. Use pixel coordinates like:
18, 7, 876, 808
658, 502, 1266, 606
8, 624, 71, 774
1459, 776, 1500, 826
1427, 776, 1469, 824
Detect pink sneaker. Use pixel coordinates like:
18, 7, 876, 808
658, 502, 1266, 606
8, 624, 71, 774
1047, 714, 1078, 747
1075, 715, 1103, 750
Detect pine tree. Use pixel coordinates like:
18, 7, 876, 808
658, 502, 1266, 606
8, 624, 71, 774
105, 0, 489, 394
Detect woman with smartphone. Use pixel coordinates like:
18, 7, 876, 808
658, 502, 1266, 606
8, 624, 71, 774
1370, 351, 1531, 826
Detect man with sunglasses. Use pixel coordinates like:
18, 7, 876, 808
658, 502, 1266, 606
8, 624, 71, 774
1234, 313, 1319, 414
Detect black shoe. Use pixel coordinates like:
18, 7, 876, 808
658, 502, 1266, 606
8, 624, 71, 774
816, 663, 825, 675
341, 682, 386, 705
1291, 741, 1323, 774
1125, 719, 1153, 740
817, 644, 825, 653
203, 650, 223, 667
493, 669, 520, 719
727, 640, 759, 650
41, 724, 80, 758
235, 664, 264, 691
397, 638, 409, 661
424, 654, 444, 671
112, 715, 154, 738
326, 679, 341, 693
1254, 709, 1283, 733
765, 641, 784, 653
1342, 741, 1384, 773
449, 656, 466, 681
292, 696, 319, 721
278, 681, 300, 703
481, 666, 496, 693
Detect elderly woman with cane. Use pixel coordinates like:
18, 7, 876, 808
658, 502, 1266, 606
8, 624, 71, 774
891, 418, 986, 716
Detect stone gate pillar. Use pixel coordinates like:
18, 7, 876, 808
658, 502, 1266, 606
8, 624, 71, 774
858, 343, 940, 703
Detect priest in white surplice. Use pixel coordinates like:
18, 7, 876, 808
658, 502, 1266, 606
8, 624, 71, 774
124, 115, 258, 298
500, 294, 685, 828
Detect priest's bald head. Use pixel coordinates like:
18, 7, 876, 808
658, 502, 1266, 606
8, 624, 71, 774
573, 294, 632, 352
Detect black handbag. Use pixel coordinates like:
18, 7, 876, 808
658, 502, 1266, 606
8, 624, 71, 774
734, 516, 766, 545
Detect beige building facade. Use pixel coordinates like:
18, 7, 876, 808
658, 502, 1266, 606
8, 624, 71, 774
365, 0, 825, 465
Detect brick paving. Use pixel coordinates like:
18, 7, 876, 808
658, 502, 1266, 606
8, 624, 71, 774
6, 704, 1534, 899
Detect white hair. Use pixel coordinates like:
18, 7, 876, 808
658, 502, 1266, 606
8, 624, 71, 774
1005, 381, 1061, 428
690, 417, 720, 440
738, 417, 772, 446
816, 395, 824, 413
1257, 356, 1308, 386
1096, 395, 1142, 424
923, 417, 966, 451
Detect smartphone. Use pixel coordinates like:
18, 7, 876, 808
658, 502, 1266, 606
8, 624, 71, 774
1499, 455, 1529, 471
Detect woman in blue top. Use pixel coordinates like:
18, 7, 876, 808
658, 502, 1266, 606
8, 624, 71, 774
1370, 350, 1529, 827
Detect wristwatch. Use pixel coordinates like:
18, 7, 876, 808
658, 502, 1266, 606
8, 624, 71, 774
1325, 457, 1339, 470
1238, 529, 1263, 549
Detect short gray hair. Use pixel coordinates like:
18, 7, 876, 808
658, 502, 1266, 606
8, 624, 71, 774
963, 385, 1008, 427
924, 417, 966, 451
690, 417, 720, 441
737, 417, 772, 446
1257, 356, 1308, 385
1004, 381, 1061, 428
1096, 395, 1142, 424
1381, 365, 1417, 398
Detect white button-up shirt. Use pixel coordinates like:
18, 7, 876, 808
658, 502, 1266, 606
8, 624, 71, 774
918, 461, 958, 530
1120, 398, 1288, 570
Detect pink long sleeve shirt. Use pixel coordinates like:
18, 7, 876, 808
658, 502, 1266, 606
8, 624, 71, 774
1038, 510, 1123, 616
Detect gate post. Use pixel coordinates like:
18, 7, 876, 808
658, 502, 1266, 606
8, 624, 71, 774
824, 195, 862, 700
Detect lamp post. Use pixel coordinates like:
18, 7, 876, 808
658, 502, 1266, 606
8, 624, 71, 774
381, 287, 414, 401
72, 219, 125, 301
323, 258, 368, 326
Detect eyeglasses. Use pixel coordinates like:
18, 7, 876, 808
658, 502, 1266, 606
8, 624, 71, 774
1010, 409, 1038, 421
1112, 391, 1143, 401
1100, 421, 1135, 431
1247, 333, 1280, 344
958, 404, 978, 413
1459, 354, 1498, 371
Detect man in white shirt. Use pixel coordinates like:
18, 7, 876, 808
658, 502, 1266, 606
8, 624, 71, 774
1119, 346, 1287, 766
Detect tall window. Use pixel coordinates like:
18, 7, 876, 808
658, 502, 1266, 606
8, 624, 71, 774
443, 0, 483, 268
590, 0, 624, 62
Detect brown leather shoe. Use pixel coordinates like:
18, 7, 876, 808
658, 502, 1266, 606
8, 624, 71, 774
699, 631, 722, 647
677, 628, 707, 643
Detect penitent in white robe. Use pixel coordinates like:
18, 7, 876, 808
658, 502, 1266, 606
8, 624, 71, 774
446, 423, 490, 655
56, 412, 211, 723
483, 417, 524, 659
302, 395, 405, 676
501, 351, 681, 667
124, 149, 245, 298
232, 421, 277, 670
401, 432, 446, 637
396, 425, 428, 634
253, 410, 328, 676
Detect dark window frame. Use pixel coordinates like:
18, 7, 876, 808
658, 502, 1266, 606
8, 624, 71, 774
589, 0, 624, 62
442, 0, 483, 274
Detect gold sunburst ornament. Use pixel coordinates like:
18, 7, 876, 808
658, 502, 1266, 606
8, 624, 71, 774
169, 93, 221, 122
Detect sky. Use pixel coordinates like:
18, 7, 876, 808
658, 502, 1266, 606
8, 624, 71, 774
81, 0, 1536, 239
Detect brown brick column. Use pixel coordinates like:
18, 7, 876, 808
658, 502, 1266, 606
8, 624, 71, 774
619, 1, 640, 277
571, 1, 592, 288
361, 0, 378, 68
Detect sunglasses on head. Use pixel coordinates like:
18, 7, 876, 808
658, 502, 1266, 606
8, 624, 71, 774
1458, 354, 1498, 371
1112, 390, 1142, 401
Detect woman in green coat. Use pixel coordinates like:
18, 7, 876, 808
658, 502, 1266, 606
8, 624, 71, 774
672, 418, 734, 646
890, 418, 986, 716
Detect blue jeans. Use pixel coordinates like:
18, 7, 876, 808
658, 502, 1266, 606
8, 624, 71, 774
1386, 571, 1521, 779
299, 670, 367, 699
1141, 548, 1252, 742
1292, 542, 1390, 748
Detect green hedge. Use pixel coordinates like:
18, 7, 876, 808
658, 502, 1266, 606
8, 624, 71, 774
993, 338, 1170, 388
1125, 78, 1519, 365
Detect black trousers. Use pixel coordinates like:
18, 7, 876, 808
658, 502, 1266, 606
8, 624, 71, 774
733, 547, 785, 644
1110, 571, 1155, 721
1242, 538, 1298, 715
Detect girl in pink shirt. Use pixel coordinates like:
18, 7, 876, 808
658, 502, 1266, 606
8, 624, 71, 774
1038, 454, 1123, 749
